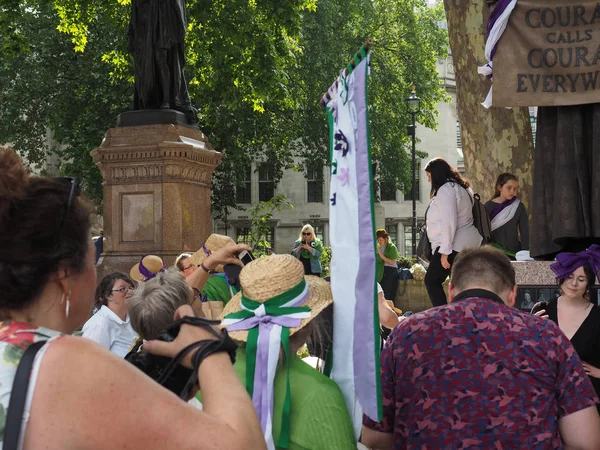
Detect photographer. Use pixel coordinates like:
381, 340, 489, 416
292, 224, 323, 276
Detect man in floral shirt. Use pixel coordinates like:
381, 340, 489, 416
362, 247, 600, 449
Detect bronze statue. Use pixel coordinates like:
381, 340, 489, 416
127, 0, 198, 124
531, 103, 600, 258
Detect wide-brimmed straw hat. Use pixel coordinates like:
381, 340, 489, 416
130, 255, 166, 282
220, 254, 333, 341
189, 233, 236, 272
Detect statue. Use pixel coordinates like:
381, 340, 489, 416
127, 0, 198, 124
531, 103, 600, 258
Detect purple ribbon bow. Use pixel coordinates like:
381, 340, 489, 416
138, 255, 166, 281
550, 244, 600, 280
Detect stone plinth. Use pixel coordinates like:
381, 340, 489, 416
91, 124, 222, 279
512, 261, 556, 285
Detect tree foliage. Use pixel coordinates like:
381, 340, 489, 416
0, 0, 447, 212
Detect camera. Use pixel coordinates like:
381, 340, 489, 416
301, 240, 306, 245
125, 317, 235, 399
125, 329, 195, 398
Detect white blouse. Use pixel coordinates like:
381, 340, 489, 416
82, 306, 138, 357
426, 182, 482, 255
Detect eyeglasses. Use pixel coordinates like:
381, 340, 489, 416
56, 177, 81, 239
302, 232, 312, 236
111, 286, 133, 294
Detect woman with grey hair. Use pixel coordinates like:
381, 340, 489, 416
129, 270, 194, 340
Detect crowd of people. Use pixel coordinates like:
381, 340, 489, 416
1, 147, 599, 449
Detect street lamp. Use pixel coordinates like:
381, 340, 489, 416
406, 87, 421, 257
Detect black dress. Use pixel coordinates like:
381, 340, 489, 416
545, 300, 600, 410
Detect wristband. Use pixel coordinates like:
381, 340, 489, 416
200, 262, 215, 274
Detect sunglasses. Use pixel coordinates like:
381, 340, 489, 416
302, 232, 312, 236
111, 286, 133, 294
56, 177, 81, 239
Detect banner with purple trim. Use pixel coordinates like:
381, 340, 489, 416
322, 44, 382, 435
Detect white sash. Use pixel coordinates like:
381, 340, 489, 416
491, 199, 520, 231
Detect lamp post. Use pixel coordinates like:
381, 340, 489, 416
406, 88, 421, 257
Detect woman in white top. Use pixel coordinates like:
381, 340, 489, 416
424, 158, 482, 307
82, 272, 138, 357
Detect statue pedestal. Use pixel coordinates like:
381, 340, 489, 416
91, 123, 222, 279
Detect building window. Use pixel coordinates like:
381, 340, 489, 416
385, 225, 397, 246
403, 161, 420, 201
263, 226, 275, 250
456, 120, 462, 149
236, 166, 252, 204
380, 182, 397, 201
307, 166, 323, 203
258, 164, 275, 201
403, 224, 420, 257
236, 227, 252, 244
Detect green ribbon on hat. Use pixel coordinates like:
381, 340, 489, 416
222, 278, 312, 448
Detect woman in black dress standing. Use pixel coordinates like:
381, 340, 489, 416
534, 245, 600, 411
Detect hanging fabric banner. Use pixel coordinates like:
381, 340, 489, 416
322, 44, 382, 436
491, 0, 600, 107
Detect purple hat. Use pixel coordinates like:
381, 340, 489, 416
550, 244, 600, 281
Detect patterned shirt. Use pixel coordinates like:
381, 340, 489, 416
363, 290, 599, 448
0, 322, 62, 448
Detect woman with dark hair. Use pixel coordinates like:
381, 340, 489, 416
424, 157, 482, 307
0, 149, 265, 449
534, 245, 600, 412
82, 272, 137, 357
484, 173, 529, 259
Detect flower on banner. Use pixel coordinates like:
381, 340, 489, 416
338, 167, 349, 186
330, 193, 336, 206
334, 130, 349, 157
332, 160, 338, 175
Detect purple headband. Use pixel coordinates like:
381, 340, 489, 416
550, 244, 600, 281
202, 244, 211, 257
138, 255, 166, 281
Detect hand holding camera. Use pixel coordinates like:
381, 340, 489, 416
128, 305, 237, 399
203, 243, 252, 271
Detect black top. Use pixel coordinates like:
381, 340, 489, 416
484, 200, 530, 253
545, 300, 600, 401
300, 255, 313, 275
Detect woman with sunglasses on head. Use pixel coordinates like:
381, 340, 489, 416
292, 224, 323, 276
81, 272, 138, 357
0, 150, 265, 449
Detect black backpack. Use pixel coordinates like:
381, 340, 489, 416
470, 192, 492, 244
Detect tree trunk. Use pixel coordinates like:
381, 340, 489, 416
443, 0, 534, 210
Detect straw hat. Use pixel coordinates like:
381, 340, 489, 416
189, 233, 236, 272
220, 254, 333, 341
130, 255, 165, 282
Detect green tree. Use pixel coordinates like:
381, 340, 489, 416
243, 194, 293, 256
1, 0, 448, 213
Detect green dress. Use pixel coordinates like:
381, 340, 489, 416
198, 348, 356, 450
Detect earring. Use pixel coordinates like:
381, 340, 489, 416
61, 290, 71, 318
